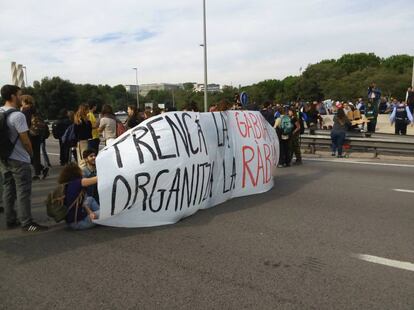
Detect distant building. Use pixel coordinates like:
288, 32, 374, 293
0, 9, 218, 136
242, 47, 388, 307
124, 84, 139, 95
11, 62, 25, 88
138, 83, 182, 96
194, 83, 221, 92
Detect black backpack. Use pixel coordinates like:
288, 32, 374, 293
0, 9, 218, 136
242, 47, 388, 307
0, 108, 19, 161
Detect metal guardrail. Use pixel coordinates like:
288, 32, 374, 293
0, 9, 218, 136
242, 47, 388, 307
300, 134, 414, 157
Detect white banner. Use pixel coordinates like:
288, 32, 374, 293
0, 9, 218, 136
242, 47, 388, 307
95, 111, 279, 228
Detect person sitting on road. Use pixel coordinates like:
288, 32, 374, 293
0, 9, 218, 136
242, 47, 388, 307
330, 108, 351, 158
58, 163, 99, 230
81, 149, 99, 204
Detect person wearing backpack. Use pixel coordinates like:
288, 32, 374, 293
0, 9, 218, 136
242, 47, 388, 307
57, 163, 99, 230
0, 85, 48, 232
274, 107, 293, 167
52, 109, 72, 165
21, 95, 50, 180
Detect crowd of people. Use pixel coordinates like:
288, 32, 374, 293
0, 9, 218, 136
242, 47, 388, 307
0, 85, 148, 232
0, 82, 413, 232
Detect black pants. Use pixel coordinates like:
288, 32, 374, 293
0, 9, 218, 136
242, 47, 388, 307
279, 138, 291, 166
395, 120, 407, 135
88, 138, 100, 155
58, 138, 69, 165
30, 135, 44, 176
290, 134, 301, 161
367, 118, 377, 133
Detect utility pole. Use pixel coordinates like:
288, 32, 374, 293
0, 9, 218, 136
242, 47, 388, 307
132, 67, 139, 109
172, 89, 175, 108
202, 0, 208, 112
411, 57, 414, 88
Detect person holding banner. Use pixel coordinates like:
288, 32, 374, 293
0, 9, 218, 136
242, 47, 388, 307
58, 163, 99, 230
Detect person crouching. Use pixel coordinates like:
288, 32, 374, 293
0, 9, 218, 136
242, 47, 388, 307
58, 163, 99, 230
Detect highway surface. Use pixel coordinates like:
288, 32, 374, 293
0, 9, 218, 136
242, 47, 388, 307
0, 139, 413, 309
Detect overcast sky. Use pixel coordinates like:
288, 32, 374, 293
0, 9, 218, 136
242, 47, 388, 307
1, 0, 413, 88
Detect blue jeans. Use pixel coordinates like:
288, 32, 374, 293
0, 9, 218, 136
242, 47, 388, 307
68, 196, 100, 230
331, 131, 346, 156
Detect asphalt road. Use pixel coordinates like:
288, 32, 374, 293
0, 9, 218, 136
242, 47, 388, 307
0, 139, 413, 310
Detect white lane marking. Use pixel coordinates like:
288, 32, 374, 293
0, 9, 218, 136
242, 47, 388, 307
393, 189, 414, 194
354, 254, 414, 272
47, 153, 60, 156
304, 158, 414, 168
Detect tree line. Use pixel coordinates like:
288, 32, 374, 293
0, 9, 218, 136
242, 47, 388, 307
3, 53, 412, 119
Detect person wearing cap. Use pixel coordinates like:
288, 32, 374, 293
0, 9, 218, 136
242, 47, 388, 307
81, 149, 99, 204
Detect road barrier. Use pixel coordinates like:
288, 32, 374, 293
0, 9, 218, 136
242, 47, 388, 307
300, 133, 414, 157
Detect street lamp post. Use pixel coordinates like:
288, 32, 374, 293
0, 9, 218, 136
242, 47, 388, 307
411, 57, 414, 88
22, 66, 28, 87
132, 67, 139, 109
202, 0, 208, 112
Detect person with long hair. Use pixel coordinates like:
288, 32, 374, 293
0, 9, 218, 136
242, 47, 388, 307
216, 99, 232, 112
58, 163, 99, 230
98, 104, 117, 145
21, 95, 49, 180
125, 105, 142, 129
330, 108, 351, 158
74, 104, 92, 167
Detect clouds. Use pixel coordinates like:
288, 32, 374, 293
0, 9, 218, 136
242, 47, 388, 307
0, 0, 413, 88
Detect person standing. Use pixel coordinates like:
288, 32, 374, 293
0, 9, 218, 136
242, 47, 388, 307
74, 104, 92, 167
406, 87, 414, 115
21, 95, 49, 180
0, 85, 48, 232
52, 109, 72, 165
274, 107, 293, 167
390, 101, 413, 135
125, 105, 142, 129
288, 107, 302, 165
87, 101, 100, 154
366, 83, 381, 134
98, 104, 117, 146
330, 108, 351, 158
29, 107, 50, 179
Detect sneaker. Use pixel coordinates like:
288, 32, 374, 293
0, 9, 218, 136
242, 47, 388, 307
22, 222, 48, 232
6, 220, 21, 229
337, 155, 344, 158
32, 175, 40, 181
42, 167, 49, 180
331, 153, 336, 156
295, 160, 302, 165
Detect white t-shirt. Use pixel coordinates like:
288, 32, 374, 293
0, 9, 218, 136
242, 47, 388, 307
0, 106, 31, 163
99, 117, 117, 140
